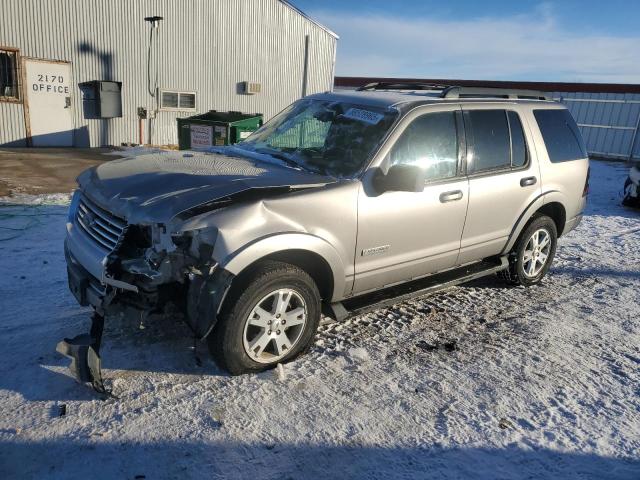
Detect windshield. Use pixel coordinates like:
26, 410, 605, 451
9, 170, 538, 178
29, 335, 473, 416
235, 99, 398, 177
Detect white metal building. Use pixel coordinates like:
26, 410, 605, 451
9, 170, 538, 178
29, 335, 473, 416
0, 0, 338, 147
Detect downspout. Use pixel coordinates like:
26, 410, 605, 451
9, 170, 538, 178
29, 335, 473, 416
302, 34, 310, 97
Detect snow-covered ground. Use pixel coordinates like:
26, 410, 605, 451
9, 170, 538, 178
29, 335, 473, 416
0, 160, 638, 479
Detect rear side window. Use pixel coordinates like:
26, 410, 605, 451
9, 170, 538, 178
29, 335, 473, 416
464, 109, 530, 173
534, 109, 587, 162
464, 110, 511, 173
508, 111, 528, 168
390, 111, 458, 181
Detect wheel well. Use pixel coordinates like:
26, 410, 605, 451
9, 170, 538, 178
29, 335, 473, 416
535, 202, 566, 236
234, 249, 335, 301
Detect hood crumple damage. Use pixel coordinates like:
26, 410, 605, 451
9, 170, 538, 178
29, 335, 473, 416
77, 151, 335, 224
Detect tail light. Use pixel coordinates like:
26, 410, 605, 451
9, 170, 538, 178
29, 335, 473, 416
583, 166, 590, 197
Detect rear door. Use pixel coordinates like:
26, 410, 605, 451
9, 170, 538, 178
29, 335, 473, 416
458, 106, 542, 264
353, 105, 469, 294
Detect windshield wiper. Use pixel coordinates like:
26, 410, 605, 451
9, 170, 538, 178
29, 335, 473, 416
255, 148, 306, 171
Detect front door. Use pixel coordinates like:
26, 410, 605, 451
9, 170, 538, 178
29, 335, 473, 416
23, 58, 73, 147
353, 107, 469, 295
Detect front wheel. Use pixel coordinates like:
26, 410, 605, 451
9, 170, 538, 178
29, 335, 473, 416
499, 215, 558, 287
208, 261, 321, 375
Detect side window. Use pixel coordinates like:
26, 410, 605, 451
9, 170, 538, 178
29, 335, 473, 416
464, 110, 511, 173
534, 109, 587, 162
508, 111, 528, 168
390, 111, 458, 182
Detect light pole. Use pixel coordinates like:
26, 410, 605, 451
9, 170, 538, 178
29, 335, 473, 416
142, 15, 163, 145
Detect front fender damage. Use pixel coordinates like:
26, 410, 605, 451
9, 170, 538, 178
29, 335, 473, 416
59, 223, 234, 394
186, 266, 234, 339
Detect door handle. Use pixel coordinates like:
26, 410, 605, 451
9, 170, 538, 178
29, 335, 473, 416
439, 190, 463, 203
520, 176, 537, 187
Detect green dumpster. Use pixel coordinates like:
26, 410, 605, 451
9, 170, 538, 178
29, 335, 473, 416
177, 110, 263, 150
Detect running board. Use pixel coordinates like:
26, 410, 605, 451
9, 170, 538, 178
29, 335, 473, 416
332, 256, 509, 320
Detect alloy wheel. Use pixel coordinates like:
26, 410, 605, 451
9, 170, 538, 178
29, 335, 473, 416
242, 288, 307, 364
522, 228, 551, 278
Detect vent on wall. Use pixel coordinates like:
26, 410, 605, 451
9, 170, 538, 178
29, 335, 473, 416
242, 81, 261, 95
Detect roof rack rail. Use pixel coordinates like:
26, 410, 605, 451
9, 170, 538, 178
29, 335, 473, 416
441, 86, 552, 100
356, 82, 450, 91
356, 81, 552, 101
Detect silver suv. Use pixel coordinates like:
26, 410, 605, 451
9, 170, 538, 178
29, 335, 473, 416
61, 84, 589, 383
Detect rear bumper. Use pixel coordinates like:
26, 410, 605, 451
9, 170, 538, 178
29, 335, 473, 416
564, 213, 583, 235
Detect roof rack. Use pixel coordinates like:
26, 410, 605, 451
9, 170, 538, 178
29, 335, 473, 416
357, 82, 450, 92
356, 82, 552, 101
441, 86, 551, 100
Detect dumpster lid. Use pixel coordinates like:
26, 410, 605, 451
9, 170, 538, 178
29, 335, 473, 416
186, 110, 262, 123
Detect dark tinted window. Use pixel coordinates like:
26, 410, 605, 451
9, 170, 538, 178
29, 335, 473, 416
464, 110, 511, 173
390, 112, 458, 181
508, 111, 528, 168
534, 109, 587, 162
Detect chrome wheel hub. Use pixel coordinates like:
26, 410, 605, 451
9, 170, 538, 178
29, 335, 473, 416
242, 288, 307, 364
522, 228, 551, 278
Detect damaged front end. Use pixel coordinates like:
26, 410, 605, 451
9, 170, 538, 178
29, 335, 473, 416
60, 193, 235, 393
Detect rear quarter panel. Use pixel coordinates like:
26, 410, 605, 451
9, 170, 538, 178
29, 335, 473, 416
523, 105, 589, 226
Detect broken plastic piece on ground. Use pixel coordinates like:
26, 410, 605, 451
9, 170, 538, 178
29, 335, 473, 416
56, 313, 109, 395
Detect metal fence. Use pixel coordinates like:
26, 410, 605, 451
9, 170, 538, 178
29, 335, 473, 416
553, 92, 640, 161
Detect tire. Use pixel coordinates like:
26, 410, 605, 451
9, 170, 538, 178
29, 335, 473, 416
208, 261, 321, 375
498, 215, 558, 287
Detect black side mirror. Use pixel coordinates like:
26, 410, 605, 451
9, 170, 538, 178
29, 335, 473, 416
376, 164, 426, 193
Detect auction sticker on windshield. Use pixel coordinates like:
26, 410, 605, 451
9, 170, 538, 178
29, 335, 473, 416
343, 108, 385, 125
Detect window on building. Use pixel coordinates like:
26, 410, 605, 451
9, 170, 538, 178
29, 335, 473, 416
0, 48, 20, 101
534, 109, 587, 162
390, 111, 459, 182
464, 110, 511, 173
160, 90, 196, 111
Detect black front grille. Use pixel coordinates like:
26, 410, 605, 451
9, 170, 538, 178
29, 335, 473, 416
75, 194, 126, 252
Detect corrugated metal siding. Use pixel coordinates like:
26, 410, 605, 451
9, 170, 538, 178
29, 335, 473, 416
552, 91, 640, 160
0, 0, 337, 147
0, 102, 27, 147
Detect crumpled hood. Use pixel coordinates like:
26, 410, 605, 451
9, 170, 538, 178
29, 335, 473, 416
77, 151, 334, 224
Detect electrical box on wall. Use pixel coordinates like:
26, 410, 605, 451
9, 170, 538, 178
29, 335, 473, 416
242, 81, 261, 95
78, 80, 123, 119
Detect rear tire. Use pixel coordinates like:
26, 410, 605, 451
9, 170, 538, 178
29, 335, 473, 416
498, 215, 557, 287
208, 261, 321, 375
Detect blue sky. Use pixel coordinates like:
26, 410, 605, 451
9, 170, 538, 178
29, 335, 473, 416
290, 0, 640, 83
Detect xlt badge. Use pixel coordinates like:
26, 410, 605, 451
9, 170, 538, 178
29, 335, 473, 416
361, 245, 390, 257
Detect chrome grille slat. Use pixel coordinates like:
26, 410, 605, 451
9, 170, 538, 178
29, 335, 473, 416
75, 194, 126, 252
76, 217, 115, 250
77, 209, 120, 244
93, 217, 123, 237
79, 197, 126, 230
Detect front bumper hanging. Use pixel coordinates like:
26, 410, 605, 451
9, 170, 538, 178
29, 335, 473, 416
56, 312, 108, 394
